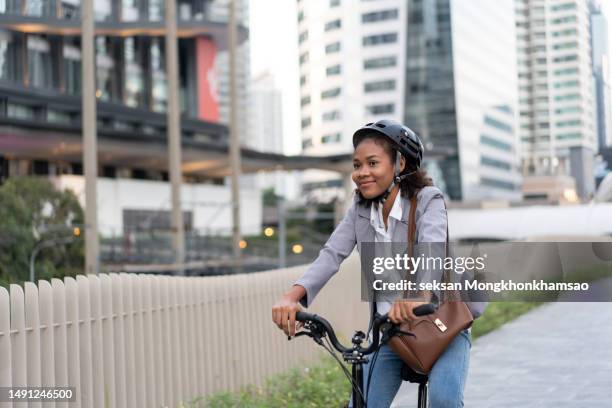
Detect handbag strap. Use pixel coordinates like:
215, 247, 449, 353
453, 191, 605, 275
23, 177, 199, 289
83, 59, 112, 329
402, 194, 418, 299
406, 191, 451, 303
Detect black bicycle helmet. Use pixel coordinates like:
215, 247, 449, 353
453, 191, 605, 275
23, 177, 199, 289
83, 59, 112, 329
352, 119, 424, 169
352, 119, 425, 202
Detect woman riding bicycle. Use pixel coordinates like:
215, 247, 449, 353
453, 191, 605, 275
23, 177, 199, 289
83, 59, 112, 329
272, 119, 475, 408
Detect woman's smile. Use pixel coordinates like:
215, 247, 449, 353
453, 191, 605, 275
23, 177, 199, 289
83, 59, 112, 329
359, 180, 376, 188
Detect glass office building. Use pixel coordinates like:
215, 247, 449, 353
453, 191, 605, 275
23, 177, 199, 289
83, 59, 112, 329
0, 0, 249, 182
404, 0, 521, 201
298, 0, 521, 201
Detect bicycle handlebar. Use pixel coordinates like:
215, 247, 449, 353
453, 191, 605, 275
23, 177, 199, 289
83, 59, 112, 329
295, 302, 437, 355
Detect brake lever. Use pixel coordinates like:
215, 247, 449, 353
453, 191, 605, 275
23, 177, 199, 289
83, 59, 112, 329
294, 331, 311, 339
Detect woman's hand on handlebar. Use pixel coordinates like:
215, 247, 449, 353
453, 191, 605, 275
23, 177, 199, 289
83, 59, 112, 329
272, 285, 306, 337
388, 294, 432, 324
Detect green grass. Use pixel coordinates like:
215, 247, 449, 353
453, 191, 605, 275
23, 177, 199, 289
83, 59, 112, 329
192, 357, 350, 408
470, 301, 543, 339
196, 301, 544, 407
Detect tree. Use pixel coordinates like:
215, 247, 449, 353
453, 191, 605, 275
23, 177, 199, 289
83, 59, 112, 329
0, 177, 84, 287
262, 187, 281, 207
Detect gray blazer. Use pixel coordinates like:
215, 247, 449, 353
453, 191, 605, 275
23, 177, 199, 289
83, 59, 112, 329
294, 186, 487, 319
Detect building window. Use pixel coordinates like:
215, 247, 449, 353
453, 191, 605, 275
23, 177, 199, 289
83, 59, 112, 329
362, 9, 398, 23
552, 28, 577, 37
481, 156, 512, 171
330, 0, 341, 7
301, 116, 311, 129
551, 15, 577, 25
7, 103, 35, 120
553, 54, 578, 63
484, 116, 513, 133
63, 37, 81, 95
367, 103, 394, 114
0, 30, 20, 81
556, 132, 581, 140
363, 33, 397, 46
325, 41, 341, 54
480, 135, 512, 152
325, 19, 342, 31
556, 119, 581, 128
96, 37, 115, 102
47, 109, 73, 124
300, 75, 307, 86
302, 138, 313, 149
363, 56, 396, 69
151, 38, 167, 112
553, 41, 577, 50
555, 93, 580, 101
554, 67, 579, 76
322, 133, 341, 144
299, 51, 309, 65
321, 87, 341, 99
364, 79, 395, 93
93, 0, 112, 21
27, 35, 54, 89
298, 10, 304, 23
299, 30, 308, 44
555, 106, 581, 114
149, 0, 163, 21
551, 3, 577, 12
553, 79, 579, 89
481, 177, 515, 190
124, 37, 144, 107
301, 95, 311, 106
326, 64, 341, 76
122, 0, 139, 21
322, 110, 341, 121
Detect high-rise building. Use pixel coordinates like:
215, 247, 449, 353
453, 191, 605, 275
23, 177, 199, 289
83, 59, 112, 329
0, 0, 263, 237
589, 0, 612, 150
0, 0, 249, 181
247, 71, 300, 199
515, 0, 597, 199
208, 0, 251, 145
297, 0, 406, 157
250, 72, 283, 153
297, 0, 521, 201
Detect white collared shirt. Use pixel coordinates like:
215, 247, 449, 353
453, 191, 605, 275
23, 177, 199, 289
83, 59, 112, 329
370, 192, 404, 316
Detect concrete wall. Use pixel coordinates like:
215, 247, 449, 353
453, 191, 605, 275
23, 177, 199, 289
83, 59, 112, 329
52, 176, 262, 237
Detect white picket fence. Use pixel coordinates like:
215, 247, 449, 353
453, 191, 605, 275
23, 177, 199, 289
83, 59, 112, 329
0, 255, 368, 408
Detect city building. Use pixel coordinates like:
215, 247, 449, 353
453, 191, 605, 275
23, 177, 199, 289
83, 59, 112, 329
249, 71, 283, 153
589, 0, 612, 150
247, 71, 301, 200
515, 0, 597, 200
296, 0, 521, 202
0, 0, 259, 237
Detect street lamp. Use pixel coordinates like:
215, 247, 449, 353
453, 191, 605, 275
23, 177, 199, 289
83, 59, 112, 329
29, 235, 78, 283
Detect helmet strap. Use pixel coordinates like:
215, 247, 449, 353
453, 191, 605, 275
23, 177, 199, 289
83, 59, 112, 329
376, 152, 417, 203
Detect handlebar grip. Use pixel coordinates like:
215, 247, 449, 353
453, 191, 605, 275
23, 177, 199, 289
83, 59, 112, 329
295, 311, 314, 322
413, 303, 436, 316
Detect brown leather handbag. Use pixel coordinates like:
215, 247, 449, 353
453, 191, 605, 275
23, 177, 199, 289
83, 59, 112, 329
388, 195, 473, 374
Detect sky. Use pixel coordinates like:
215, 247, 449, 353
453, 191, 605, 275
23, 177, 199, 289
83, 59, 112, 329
249, 0, 612, 156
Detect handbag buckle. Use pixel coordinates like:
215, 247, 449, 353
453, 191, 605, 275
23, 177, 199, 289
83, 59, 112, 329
434, 318, 447, 332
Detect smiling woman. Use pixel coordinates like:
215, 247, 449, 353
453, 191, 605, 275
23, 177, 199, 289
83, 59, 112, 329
273, 119, 483, 407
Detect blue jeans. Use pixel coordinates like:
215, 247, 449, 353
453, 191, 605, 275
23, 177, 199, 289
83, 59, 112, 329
349, 329, 471, 408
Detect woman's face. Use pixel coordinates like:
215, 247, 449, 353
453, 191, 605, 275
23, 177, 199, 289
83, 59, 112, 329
352, 138, 399, 199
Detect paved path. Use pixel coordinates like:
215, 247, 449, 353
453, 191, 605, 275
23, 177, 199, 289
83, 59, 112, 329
391, 300, 612, 407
